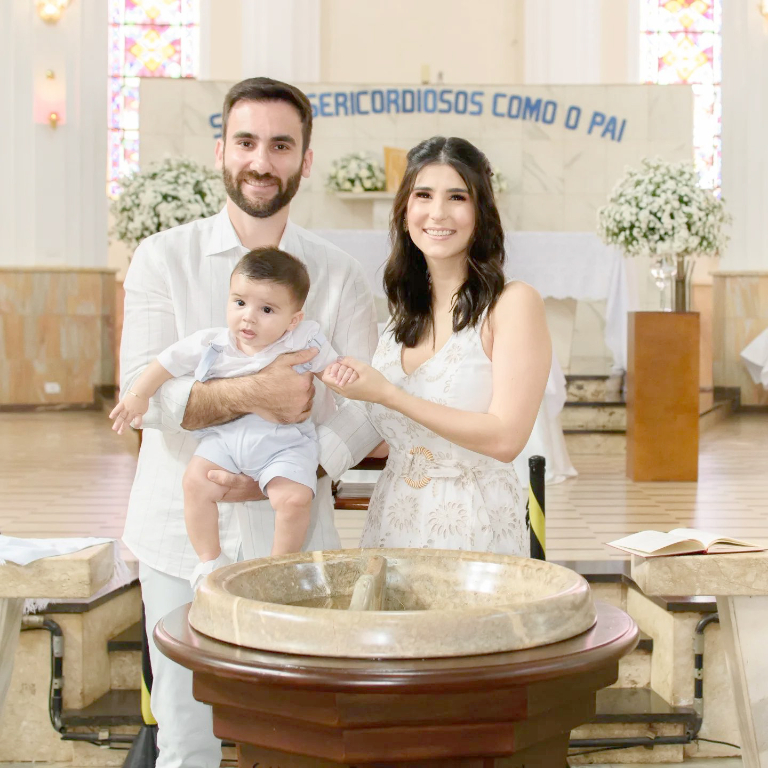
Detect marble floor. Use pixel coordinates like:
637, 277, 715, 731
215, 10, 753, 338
1, 410, 768, 566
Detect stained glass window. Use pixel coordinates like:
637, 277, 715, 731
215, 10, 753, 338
108, 0, 199, 196
640, 0, 722, 192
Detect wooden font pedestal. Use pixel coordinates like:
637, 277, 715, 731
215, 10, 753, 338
626, 311, 700, 481
155, 603, 637, 767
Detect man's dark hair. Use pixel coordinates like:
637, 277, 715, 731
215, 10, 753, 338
232, 247, 310, 307
221, 77, 313, 152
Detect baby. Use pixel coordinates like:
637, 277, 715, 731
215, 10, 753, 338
110, 247, 354, 588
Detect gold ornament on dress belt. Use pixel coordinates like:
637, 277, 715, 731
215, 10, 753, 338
403, 446, 434, 489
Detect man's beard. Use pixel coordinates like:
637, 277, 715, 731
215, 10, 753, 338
223, 163, 302, 219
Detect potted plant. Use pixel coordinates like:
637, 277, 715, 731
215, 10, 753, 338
110, 157, 226, 252
597, 157, 730, 311
325, 152, 386, 194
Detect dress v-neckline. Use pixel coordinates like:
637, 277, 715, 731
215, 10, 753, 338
399, 333, 455, 377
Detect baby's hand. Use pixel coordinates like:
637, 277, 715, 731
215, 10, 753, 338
109, 392, 150, 435
324, 361, 359, 387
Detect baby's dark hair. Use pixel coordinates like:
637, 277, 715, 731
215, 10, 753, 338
232, 247, 310, 307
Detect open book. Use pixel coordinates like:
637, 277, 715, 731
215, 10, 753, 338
608, 528, 765, 558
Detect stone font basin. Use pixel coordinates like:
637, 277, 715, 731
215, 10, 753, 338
189, 548, 596, 659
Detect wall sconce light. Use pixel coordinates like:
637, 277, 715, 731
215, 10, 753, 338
35, 68, 65, 128
36, 0, 71, 23
761, 0, 768, 17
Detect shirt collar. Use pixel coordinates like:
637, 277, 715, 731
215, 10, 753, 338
203, 208, 306, 265
201, 208, 247, 258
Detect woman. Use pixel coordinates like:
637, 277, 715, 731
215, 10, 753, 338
324, 136, 551, 555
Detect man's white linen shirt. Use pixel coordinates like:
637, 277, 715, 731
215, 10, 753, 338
120, 209, 380, 578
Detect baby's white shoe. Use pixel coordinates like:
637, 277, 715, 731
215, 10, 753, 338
189, 551, 232, 592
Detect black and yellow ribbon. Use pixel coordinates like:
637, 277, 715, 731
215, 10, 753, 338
140, 614, 156, 726
528, 455, 546, 560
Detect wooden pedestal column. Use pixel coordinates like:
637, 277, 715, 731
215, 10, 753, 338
156, 604, 637, 768
626, 311, 700, 481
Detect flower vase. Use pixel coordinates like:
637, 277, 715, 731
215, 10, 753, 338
673, 255, 693, 312
650, 257, 675, 311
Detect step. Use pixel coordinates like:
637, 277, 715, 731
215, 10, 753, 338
108, 621, 142, 652
591, 687, 696, 727
566, 374, 624, 403
634, 588, 717, 614
561, 401, 626, 431
636, 630, 653, 653
614, 633, 652, 689
110, 649, 142, 690
108, 621, 143, 690
570, 689, 692, 764
61, 689, 143, 727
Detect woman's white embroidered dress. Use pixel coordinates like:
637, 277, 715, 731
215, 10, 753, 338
360, 320, 528, 555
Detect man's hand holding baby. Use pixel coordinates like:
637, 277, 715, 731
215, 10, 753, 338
182, 347, 318, 431
255, 347, 318, 423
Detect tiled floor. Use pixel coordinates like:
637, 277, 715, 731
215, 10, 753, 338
1, 410, 768, 565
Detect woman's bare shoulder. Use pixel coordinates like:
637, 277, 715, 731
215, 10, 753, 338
493, 280, 545, 319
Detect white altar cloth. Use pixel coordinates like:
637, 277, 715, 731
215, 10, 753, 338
741, 328, 768, 388
313, 229, 631, 372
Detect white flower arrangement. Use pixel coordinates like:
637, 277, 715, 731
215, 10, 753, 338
325, 151, 386, 193
110, 157, 226, 251
490, 167, 508, 195
597, 157, 730, 258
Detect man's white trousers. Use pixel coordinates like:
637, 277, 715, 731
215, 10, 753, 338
140, 562, 221, 768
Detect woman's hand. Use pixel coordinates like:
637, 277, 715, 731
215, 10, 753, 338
322, 357, 396, 404
109, 393, 150, 435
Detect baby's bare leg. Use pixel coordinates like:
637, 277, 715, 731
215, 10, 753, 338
266, 477, 313, 556
183, 456, 229, 562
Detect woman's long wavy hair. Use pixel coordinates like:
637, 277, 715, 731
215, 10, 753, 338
383, 136, 506, 348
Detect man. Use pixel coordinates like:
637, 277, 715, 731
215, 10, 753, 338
120, 77, 379, 768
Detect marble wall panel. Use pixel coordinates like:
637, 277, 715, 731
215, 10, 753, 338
606, 86, 650, 142
0, 268, 117, 406
522, 141, 565, 195
564, 138, 608, 196
713, 272, 768, 406
141, 81, 693, 233
563, 192, 608, 233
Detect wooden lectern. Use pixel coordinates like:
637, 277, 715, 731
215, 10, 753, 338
626, 311, 700, 481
